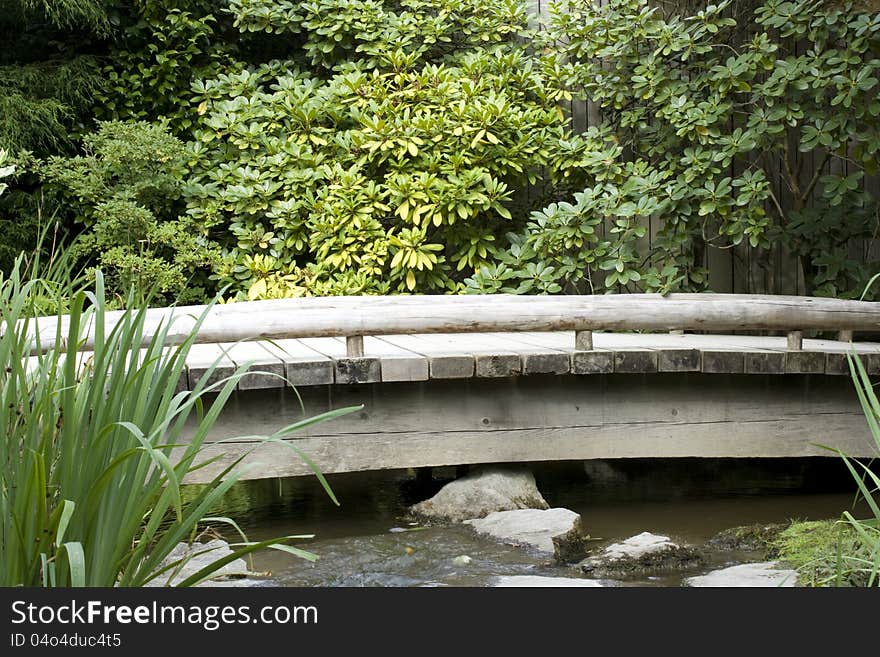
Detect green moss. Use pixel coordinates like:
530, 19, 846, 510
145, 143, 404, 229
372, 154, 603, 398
708, 523, 787, 555
773, 519, 877, 587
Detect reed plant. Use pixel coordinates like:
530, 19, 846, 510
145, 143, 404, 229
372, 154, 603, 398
829, 352, 880, 585
0, 256, 355, 586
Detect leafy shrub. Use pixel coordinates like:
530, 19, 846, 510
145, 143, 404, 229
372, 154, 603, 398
469, 0, 880, 297
184, 0, 575, 298
94, 1, 239, 134
43, 120, 221, 304
0, 148, 12, 197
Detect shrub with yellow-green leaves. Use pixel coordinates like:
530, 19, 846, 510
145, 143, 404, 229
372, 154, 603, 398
184, 0, 575, 298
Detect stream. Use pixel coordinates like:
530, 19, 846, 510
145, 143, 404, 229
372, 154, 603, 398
213, 458, 866, 587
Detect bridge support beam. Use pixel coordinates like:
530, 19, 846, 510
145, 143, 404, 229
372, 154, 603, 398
181, 373, 874, 483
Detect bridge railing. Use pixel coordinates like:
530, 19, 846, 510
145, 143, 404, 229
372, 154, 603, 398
28, 293, 880, 356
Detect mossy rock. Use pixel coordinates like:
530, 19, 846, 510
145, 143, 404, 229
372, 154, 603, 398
579, 544, 705, 578
707, 522, 787, 555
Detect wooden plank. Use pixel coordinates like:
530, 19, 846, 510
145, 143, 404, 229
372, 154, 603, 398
377, 334, 474, 379
256, 338, 334, 386
185, 414, 873, 482
180, 373, 871, 481
658, 349, 701, 372
364, 337, 428, 382
572, 351, 615, 374
393, 333, 521, 378
484, 333, 571, 375
702, 351, 745, 374
185, 343, 237, 391
298, 337, 380, 384
785, 351, 826, 374
218, 340, 286, 390
199, 375, 860, 442
744, 351, 786, 374
613, 350, 659, 373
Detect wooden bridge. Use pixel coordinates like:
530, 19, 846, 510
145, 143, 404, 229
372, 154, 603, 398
41, 294, 880, 482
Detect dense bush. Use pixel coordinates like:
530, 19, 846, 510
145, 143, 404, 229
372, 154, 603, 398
184, 0, 575, 298
3, 0, 879, 300
43, 121, 221, 304
469, 0, 880, 297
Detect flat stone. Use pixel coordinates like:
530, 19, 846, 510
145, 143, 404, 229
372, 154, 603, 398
686, 561, 797, 587
604, 532, 676, 560
464, 507, 584, 560
579, 532, 704, 577
409, 467, 549, 524
145, 539, 260, 587
493, 575, 604, 587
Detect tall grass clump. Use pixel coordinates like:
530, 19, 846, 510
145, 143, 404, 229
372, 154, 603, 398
0, 256, 355, 586
830, 352, 880, 585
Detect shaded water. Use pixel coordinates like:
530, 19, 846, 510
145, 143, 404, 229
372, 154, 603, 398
213, 458, 867, 587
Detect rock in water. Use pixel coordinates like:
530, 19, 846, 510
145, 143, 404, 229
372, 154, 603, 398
579, 532, 704, 577
409, 467, 549, 523
493, 575, 604, 587
464, 508, 586, 561
686, 561, 798, 587
145, 539, 262, 587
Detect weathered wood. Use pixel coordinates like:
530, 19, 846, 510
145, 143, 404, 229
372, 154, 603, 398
784, 351, 826, 374
31, 293, 880, 353
489, 333, 570, 375
658, 349, 701, 372
298, 337, 381, 384
185, 343, 237, 391
702, 351, 745, 374
575, 330, 593, 350
346, 335, 364, 358
572, 351, 614, 374
825, 352, 850, 376
839, 329, 854, 342
214, 340, 286, 390
613, 350, 659, 373
744, 351, 786, 374
180, 374, 873, 482
269, 338, 334, 386
187, 414, 873, 482
363, 337, 428, 382
787, 330, 803, 351
376, 334, 474, 379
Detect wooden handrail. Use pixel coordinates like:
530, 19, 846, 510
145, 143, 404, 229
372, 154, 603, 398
25, 293, 880, 355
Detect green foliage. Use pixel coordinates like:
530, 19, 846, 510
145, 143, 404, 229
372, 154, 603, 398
95, 1, 239, 134
43, 121, 221, 304
185, 0, 573, 298
0, 0, 109, 153
470, 0, 880, 297
773, 520, 872, 587
0, 259, 356, 586
7, 0, 879, 300
0, 149, 12, 197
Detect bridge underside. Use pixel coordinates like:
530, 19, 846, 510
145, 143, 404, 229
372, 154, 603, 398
182, 373, 875, 483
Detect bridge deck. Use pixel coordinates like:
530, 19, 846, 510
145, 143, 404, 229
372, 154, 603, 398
184, 332, 880, 390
